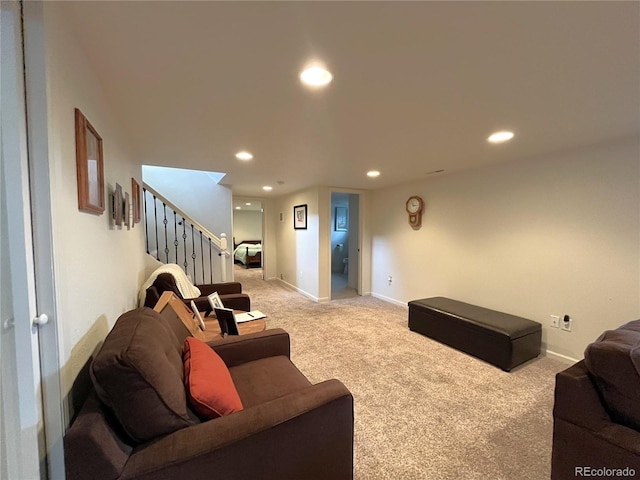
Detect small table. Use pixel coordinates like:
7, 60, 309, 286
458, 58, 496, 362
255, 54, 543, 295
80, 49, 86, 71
201, 313, 266, 341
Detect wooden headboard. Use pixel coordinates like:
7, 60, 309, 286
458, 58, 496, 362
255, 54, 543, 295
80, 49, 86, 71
234, 239, 261, 249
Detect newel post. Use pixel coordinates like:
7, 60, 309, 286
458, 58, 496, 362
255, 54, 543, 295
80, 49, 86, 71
220, 233, 229, 282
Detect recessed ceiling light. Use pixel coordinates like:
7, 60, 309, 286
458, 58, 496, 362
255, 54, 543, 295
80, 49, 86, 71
262, 186, 273, 191
235, 151, 253, 160
245, 202, 251, 206
487, 131, 514, 144
300, 66, 333, 87
235, 206, 241, 210
367, 170, 381, 178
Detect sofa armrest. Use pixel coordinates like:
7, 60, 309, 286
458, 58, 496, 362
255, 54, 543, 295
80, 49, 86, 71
552, 360, 640, 480
197, 282, 242, 296
553, 360, 613, 430
208, 329, 290, 367
121, 379, 354, 480
219, 294, 250, 312
181, 294, 250, 315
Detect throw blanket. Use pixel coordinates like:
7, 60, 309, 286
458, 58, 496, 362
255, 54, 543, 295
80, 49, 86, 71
138, 263, 201, 307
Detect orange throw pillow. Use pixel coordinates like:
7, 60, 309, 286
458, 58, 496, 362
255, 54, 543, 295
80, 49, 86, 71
183, 337, 243, 418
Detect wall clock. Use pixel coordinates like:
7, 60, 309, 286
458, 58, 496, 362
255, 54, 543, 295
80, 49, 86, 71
405, 195, 424, 228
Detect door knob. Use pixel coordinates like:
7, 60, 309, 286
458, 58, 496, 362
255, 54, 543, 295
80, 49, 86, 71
33, 313, 49, 326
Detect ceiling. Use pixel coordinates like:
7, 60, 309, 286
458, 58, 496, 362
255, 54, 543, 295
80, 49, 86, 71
61, 1, 640, 197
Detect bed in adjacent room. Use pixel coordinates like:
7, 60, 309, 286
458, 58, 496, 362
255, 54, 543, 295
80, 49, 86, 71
233, 240, 262, 268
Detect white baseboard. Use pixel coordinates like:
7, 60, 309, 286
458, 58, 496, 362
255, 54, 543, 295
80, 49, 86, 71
543, 349, 579, 365
276, 278, 324, 303
371, 292, 408, 308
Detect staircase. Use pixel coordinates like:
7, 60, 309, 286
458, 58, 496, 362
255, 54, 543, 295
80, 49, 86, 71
143, 183, 231, 284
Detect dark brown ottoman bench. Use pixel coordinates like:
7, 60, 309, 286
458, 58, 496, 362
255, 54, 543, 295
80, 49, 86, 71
408, 297, 541, 371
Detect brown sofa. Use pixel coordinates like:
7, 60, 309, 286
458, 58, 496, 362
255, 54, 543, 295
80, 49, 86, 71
551, 320, 640, 479
143, 273, 251, 312
64, 308, 354, 480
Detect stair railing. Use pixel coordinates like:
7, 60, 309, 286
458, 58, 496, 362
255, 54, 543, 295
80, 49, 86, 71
143, 183, 231, 283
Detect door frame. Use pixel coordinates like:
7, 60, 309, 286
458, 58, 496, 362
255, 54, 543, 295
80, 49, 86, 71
1, 1, 65, 478
323, 187, 371, 300
1, 1, 45, 477
23, 1, 66, 478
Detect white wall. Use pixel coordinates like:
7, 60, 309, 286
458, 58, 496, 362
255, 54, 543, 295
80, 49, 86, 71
274, 187, 324, 301
43, 4, 146, 403
233, 210, 263, 244
142, 165, 233, 282
370, 137, 640, 361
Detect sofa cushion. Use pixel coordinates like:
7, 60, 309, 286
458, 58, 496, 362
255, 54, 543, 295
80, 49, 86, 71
230, 356, 312, 408
183, 337, 243, 418
90, 308, 196, 443
584, 320, 640, 431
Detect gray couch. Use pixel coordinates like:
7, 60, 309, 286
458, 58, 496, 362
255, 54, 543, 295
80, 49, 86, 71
64, 307, 354, 480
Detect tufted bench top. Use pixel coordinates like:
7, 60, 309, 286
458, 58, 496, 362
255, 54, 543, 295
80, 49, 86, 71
409, 297, 540, 340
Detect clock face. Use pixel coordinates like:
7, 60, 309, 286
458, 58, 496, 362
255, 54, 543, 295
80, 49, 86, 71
406, 197, 422, 214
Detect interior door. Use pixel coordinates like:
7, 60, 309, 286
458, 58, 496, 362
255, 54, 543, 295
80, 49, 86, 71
1, 3, 43, 478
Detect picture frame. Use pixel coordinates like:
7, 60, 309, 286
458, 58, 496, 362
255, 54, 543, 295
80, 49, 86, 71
131, 177, 141, 224
75, 108, 105, 214
214, 307, 239, 336
113, 183, 123, 226
124, 192, 131, 230
207, 292, 224, 315
335, 206, 348, 231
293, 204, 307, 230
190, 300, 206, 331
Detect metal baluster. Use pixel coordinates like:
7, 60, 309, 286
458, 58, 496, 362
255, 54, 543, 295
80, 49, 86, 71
182, 217, 188, 272
191, 224, 196, 281
144, 188, 149, 254
153, 195, 159, 261
209, 237, 213, 284
163, 203, 169, 263
200, 231, 205, 284
173, 211, 179, 264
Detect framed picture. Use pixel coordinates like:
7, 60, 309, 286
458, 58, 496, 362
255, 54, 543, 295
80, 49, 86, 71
190, 300, 206, 331
124, 192, 131, 230
335, 206, 348, 231
75, 108, 105, 214
113, 183, 123, 226
207, 292, 224, 312
131, 177, 141, 224
293, 204, 307, 230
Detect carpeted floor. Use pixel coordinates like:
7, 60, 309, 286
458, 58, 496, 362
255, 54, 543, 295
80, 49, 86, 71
235, 266, 567, 480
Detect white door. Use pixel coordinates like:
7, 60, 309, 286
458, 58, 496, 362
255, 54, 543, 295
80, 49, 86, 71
2, 2, 64, 479
1, 2, 43, 478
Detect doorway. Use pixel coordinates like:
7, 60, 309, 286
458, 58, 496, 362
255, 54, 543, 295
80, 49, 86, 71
330, 192, 359, 300
232, 197, 264, 276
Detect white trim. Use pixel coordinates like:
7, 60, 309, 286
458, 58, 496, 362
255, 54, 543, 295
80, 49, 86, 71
22, 2, 66, 477
0, 1, 43, 476
544, 349, 579, 365
371, 292, 409, 308
275, 278, 326, 303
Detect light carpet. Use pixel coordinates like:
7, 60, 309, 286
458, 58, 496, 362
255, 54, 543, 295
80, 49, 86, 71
235, 266, 567, 479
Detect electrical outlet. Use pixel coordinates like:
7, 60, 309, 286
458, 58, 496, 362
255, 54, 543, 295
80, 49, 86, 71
561, 314, 572, 332
550, 315, 560, 328
388, 275, 393, 285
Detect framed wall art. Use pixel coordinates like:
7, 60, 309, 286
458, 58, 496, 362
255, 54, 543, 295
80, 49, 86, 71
75, 108, 105, 214
131, 177, 141, 224
113, 183, 123, 226
125, 192, 131, 230
293, 204, 307, 230
335, 206, 348, 231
